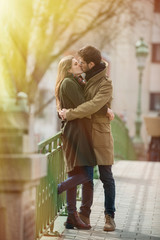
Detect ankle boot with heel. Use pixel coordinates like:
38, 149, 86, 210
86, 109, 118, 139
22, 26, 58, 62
65, 211, 91, 230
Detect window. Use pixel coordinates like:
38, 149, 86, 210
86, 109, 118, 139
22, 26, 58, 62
154, 0, 160, 13
152, 44, 160, 63
150, 93, 160, 111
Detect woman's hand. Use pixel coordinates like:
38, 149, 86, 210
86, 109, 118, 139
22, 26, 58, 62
107, 108, 114, 121
58, 108, 67, 120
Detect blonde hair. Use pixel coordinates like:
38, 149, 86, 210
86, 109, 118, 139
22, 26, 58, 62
55, 55, 74, 111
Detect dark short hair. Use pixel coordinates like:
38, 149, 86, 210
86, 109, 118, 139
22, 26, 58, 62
78, 45, 102, 65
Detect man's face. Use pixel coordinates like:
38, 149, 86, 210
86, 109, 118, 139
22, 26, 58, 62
78, 57, 91, 73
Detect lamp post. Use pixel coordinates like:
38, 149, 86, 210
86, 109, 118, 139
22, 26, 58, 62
134, 37, 149, 144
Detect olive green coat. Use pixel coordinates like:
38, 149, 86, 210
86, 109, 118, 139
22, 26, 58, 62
66, 68, 114, 165
59, 76, 96, 172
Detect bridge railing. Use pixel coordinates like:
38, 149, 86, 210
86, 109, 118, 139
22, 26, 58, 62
36, 132, 66, 239
111, 114, 137, 160
36, 115, 137, 238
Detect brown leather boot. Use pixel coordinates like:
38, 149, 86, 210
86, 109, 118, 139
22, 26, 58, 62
104, 214, 116, 231
65, 211, 91, 229
78, 213, 90, 225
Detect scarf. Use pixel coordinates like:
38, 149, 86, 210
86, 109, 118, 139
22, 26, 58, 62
85, 62, 106, 81
74, 75, 86, 86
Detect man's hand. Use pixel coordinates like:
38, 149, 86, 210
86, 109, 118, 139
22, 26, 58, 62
58, 108, 67, 120
107, 108, 114, 121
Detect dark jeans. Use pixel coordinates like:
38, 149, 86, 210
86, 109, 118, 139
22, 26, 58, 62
62, 166, 93, 214
80, 165, 115, 218
99, 165, 116, 217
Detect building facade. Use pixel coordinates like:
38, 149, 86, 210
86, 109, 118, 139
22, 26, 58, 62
109, 0, 160, 147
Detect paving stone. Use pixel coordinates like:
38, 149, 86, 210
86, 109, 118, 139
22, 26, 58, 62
61, 237, 75, 240
150, 236, 160, 240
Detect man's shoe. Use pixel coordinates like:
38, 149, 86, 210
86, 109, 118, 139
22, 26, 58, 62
103, 214, 116, 231
78, 213, 90, 225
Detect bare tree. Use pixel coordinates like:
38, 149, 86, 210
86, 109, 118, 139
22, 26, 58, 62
0, 0, 151, 104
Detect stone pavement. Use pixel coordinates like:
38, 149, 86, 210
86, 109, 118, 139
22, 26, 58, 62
41, 160, 160, 240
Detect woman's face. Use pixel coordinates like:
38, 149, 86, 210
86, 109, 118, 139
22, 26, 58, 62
69, 58, 83, 76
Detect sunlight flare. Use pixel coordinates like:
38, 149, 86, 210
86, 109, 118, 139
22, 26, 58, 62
0, 0, 10, 20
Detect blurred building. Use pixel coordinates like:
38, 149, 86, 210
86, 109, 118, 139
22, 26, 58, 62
109, 0, 160, 147
34, 61, 58, 142
35, 0, 160, 150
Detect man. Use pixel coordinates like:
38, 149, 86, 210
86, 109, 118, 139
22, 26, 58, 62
59, 45, 116, 231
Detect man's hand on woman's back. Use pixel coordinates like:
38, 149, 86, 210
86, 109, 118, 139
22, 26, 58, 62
107, 108, 114, 121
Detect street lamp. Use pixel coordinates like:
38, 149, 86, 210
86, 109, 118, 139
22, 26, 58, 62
134, 37, 149, 144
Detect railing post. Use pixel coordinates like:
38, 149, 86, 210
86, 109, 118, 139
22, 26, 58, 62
0, 154, 47, 240
0, 95, 47, 240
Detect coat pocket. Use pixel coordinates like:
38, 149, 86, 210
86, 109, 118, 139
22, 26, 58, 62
92, 123, 111, 147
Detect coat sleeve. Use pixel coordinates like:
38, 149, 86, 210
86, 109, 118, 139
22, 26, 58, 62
66, 79, 113, 121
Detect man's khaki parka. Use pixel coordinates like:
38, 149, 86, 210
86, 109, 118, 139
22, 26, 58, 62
66, 68, 114, 165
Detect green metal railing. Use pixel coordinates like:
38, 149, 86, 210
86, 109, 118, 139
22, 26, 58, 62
111, 114, 137, 160
36, 114, 137, 238
36, 132, 66, 239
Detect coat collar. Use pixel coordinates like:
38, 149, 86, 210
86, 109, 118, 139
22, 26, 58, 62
87, 67, 107, 82
85, 62, 106, 81
84, 68, 107, 91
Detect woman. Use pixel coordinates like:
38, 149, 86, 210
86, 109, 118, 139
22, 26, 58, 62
55, 55, 96, 230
